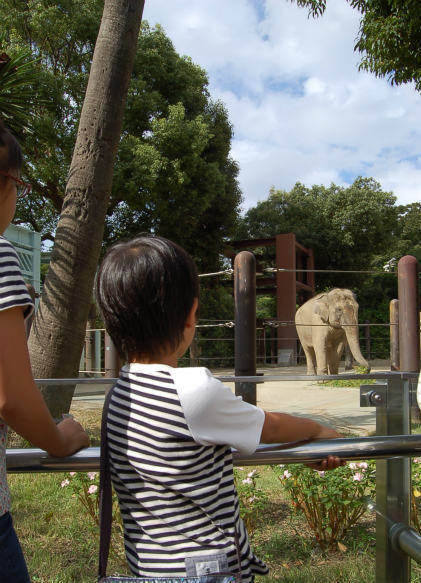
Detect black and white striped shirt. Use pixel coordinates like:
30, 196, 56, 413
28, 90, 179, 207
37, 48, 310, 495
107, 363, 268, 580
0, 236, 33, 516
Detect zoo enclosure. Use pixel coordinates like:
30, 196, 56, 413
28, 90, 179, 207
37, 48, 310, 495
79, 261, 415, 375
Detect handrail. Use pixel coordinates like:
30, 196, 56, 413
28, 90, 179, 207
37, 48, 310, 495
34, 371, 420, 385
7, 435, 421, 473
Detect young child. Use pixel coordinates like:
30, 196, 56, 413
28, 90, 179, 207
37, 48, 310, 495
0, 119, 90, 583
95, 235, 344, 581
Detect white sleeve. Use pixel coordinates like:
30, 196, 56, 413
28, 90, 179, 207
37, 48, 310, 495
171, 367, 265, 455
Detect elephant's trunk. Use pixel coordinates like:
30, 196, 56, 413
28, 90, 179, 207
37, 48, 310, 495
344, 324, 370, 371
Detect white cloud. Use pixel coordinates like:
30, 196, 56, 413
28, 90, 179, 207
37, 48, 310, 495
142, 0, 421, 210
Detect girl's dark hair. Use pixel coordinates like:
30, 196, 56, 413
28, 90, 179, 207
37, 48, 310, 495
0, 119, 23, 172
95, 235, 199, 362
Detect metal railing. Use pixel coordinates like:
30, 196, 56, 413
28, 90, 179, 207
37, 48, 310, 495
5, 371, 421, 582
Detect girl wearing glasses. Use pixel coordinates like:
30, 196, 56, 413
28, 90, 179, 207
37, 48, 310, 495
0, 119, 90, 582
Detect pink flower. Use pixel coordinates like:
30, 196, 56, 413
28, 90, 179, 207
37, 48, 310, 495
357, 462, 368, 470
283, 470, 292, 479
70, 472, 76, 477
61, 479, 70, 487
88, 484, 98, 494
353, 472, 364, 482
349, 463, 357, 470
88, 472, 97, 480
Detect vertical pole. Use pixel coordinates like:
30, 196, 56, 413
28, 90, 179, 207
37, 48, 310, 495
390, 299, 399, 371
376, 376, 411, 583
365, 321, 371, 361
85, 330, 94, 373
95, 330, 102, 376
376, 256, 419, 582
234, 251, 256, 405
398, 255, 420, 372
104, 331, 120, 378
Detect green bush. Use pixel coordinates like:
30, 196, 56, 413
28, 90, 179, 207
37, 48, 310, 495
273, 462, 376, 550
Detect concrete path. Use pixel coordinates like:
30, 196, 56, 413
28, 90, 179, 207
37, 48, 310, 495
73, 361, 389, 436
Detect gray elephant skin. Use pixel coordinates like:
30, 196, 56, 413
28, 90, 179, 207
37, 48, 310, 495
295, 288, 370, 375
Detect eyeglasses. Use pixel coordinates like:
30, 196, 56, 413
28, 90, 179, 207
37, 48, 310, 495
0, 170, 32, 198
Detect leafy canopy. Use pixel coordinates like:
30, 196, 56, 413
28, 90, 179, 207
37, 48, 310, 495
1, 2, 241, 272
290, 0, 421, 91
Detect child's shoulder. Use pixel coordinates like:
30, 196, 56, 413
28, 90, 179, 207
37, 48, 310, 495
170, 366, 216, 389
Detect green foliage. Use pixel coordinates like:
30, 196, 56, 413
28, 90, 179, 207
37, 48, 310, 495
234, 468, 269, 535
0, 46, 40, 136
236, 177, 398, 290
290, 1, 421, 91
1, 6, 241, 263
59, 471, 124, 560
274, 461, 376, 550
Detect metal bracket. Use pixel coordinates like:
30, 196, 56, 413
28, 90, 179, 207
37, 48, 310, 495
360, 383, 388, 407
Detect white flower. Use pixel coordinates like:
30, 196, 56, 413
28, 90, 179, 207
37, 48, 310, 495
357, 462, 368, 470
88, 484, 98, 494
283, 470, 292, 479
88, 472, 97, 480
353, 472, 364, 482
69, 472, 76, 476
247, 470, 257, 479
242, 477, 253, 485
349, 463, 357, 469
316, 471, 325, 477
61, 479, 70, 488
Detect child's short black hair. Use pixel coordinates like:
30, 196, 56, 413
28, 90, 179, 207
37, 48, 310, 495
95, 235, 199, 362
0, 119, 23, 173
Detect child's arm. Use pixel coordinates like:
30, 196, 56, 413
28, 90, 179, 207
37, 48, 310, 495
0, 307, 90, 457
260, 411, 344, 470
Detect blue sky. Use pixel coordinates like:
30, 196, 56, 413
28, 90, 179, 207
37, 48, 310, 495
142, 0, 421, 212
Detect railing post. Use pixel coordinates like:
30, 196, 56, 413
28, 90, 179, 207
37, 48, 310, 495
376, 376, 411, 583
234, 251, 256, 405
376, 256, 419, 582
398, 255, 420, 372
390, 299, 399, 371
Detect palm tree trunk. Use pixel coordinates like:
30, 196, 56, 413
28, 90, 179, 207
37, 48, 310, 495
28, 0, 145, 418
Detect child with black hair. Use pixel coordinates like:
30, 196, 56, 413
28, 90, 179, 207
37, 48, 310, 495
0, 120, 90, 582
96, 235, 344, 581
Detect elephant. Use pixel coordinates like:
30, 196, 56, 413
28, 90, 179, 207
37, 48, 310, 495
295, 288, 370, 375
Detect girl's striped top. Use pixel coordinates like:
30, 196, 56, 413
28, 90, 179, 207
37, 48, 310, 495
107, 363, 268, 581
0, 235, 34, 517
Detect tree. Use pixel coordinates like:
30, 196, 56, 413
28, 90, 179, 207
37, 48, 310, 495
27, 0, 145, 417
236, 177, 398, 289
291, 1, 421, 91
0, 9, 241, 264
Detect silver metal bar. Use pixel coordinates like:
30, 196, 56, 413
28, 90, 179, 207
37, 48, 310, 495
33, 371, 420, 386
7, 435, 421, 473
390, 524, 421, 565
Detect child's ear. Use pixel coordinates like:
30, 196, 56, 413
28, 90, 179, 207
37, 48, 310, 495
185, 297, 199, 329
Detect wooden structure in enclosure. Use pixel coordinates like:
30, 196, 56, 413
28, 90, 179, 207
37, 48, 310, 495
225, 233, 315, 364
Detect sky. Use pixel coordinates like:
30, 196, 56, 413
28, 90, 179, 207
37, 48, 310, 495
142, 0, 421, 213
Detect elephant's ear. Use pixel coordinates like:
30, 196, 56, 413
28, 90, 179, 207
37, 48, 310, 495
314, 298, 329, 323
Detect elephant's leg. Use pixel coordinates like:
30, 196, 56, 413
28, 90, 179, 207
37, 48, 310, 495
328, 345, 340, 375
302, 346, 317, 375
314, 343, 328, 375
